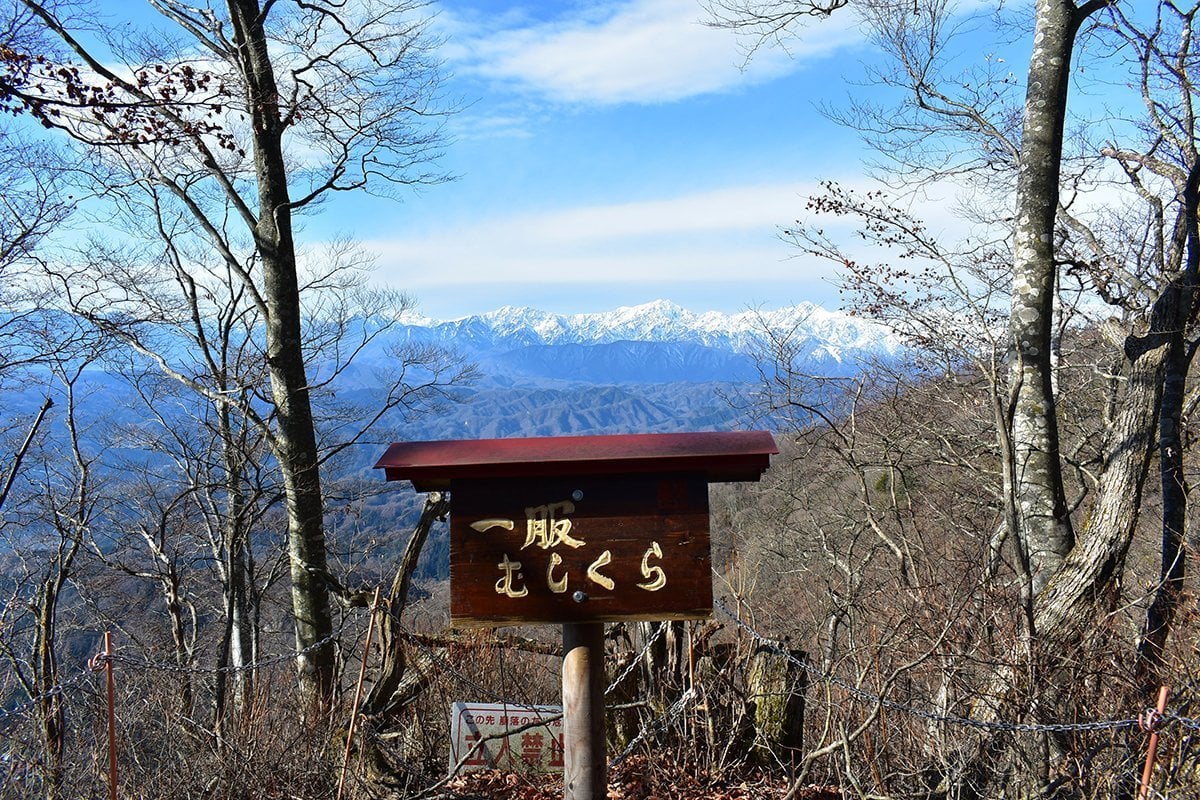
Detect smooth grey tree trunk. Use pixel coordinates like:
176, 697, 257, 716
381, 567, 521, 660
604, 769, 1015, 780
1008, 0, 1084, 595
226, 0, 336, 706
966, 2, 1110, 795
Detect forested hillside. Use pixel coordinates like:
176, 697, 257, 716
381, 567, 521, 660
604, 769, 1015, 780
3, 1, 1200, 800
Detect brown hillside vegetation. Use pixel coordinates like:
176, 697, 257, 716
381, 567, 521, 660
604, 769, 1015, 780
2, 342, 1194, 799
443, 757, 840, 799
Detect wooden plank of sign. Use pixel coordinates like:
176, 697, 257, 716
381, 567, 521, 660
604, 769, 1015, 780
449, 473, 712, 625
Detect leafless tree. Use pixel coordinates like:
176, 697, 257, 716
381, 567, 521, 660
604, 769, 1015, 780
1, 0, 452, 706
711, 0, 1200, 795
0, 334, 109, 800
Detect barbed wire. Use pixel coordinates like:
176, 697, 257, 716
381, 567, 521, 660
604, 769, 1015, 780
400, 621, 673, 777
0, 624, 350, 731
390, 606, 1200, 741
716, 598, 1154, 735
0, 605, 379, 732
110, 631, 340, 675
401, 629, 545, 714
397, 620, 666, 715
12, 597, 1195, 775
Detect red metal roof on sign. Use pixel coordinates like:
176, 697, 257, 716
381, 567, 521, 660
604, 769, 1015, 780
374, 431, 778, 491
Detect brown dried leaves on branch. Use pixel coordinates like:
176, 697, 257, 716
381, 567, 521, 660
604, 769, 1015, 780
0, 45, 242, 153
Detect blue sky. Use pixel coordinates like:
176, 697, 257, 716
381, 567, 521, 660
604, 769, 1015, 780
70, 0, 1034, 321
314, 0, 917, 320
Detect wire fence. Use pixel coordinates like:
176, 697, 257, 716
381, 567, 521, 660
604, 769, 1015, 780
4, 608, 1192, 735
713, 598, 1169, 735
107, 628, 343, 676
0, 666, 96, 725
2, 600, 1195, 798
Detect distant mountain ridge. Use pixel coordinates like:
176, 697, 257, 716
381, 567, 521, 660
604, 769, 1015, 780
0, 300, 902, 436
396, 299, 901, 362
346, 299, 905, 441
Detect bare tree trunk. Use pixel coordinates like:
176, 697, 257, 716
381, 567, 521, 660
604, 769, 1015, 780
220, 403, 256, 718
1009, 0, 1102, 595
163, 569, 195, 716
225, 0, 335, 706
34, 579, 66, 800
1033, 334, 1164, 643
228, 535, 254, 706
1135, 337, 1190, 694
1134, 161, 1200, 697
747, 643, 807, 768
359, 493, 449, 787
641, 620, 686, 705
978, 2, 1109, 794
991, 197, 1195, 798
362, 493, 449, 717
214, 523, 260, 732
34, 370, 91, 800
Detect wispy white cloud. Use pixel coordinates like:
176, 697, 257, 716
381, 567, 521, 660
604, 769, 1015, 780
439, 0, 862, 105
448, 113, 535, 142
360, 176, 1000, 318
365, 176, 987, 290
366, 182, 825, 291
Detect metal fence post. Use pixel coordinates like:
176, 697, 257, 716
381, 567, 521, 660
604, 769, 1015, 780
1137, 685, 1170, 800
89, 631, 117, 800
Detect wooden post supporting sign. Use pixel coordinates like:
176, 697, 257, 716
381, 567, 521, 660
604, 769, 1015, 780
563, 622, 606, 800
376, 432, 776, 798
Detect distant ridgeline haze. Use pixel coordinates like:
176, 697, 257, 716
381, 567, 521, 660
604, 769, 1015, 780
1, 300, 902, 579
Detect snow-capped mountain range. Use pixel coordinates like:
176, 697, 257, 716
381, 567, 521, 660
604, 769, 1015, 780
398, 299, 901, 367
352, 300, 904, 439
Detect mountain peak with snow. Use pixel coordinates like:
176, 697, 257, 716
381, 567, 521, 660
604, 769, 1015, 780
354, 299, 907, 438
425, 299, 901, 358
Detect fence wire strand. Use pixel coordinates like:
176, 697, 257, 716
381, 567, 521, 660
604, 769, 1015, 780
8, 598, 1200, 799
0, 621, 351, 731
0, 667, 96, 724
715, 598, 1179, 735
108, 627, 344, 676
396, 620, 666, 715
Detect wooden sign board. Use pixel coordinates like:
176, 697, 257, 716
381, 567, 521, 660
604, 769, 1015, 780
449, 473, 711, 626
377, 432, 776, 800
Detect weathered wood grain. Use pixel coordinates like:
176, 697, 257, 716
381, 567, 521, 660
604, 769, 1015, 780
449, 473, 713, 625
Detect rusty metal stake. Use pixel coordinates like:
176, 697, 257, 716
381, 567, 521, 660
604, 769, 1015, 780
337, 587, 381, 800
89, 631, 117, 800
1137, 685, 1170, 800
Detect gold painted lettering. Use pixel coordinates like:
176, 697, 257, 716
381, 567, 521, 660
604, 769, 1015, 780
637, 541, 666, 591
495, 554, 528, 598
471, 518, 515, 533
523, 500, 585, 550
547, 552, 568, 593
586, 550, 615, 590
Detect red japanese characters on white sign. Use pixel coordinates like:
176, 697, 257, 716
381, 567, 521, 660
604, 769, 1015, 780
449, 702, 564, 773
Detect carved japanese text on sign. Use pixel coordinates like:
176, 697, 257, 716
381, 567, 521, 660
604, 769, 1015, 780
449, 474, 712, 625
475, 500, 667, 597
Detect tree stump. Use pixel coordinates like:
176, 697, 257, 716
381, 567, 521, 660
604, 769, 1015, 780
746, 643, 807, 767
